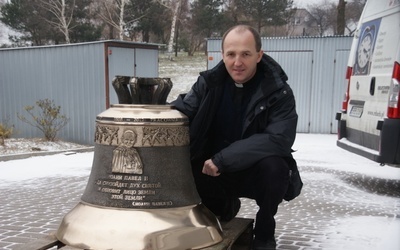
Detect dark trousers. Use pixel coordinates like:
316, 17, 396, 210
193, 156, 290, 241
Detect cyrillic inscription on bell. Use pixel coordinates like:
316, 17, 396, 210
81, 105, 199, 209
55, 77, 223, 250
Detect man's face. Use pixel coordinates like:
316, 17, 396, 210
222, 29, 263, 84
123, 132, 136, 148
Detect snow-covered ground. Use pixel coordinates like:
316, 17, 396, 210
1, 53, 399, 249
1, 133, 399, 249
159, 53, 208, 103
1, 134, 399, 184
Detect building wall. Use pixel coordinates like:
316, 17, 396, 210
287, 9, 319, 36
207, 36, 353, 134
0, 41, 159, 145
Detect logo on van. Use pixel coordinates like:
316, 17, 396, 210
353, 19, 381, 76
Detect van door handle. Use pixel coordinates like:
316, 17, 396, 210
369, 77, 376, 96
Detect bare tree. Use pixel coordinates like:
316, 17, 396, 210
96, 0, 148, 40
118, 0, 126, 40
0, 0, 5, 44
344, 0, 366, 35
306, 0, 365, 36
96, 0, 125, 40
39, 0, 75, 43
156, 0, 183, 55
220, 0, 242, 30
169, 2, 180, 54
337, 0, 346, 35
306, 0, 336, 36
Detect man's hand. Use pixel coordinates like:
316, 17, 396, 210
202, 159, 221, 177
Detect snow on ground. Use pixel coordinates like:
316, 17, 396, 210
332, 216, 400, 249
1, 134, 399, 194
1, 132, 400, 249
0, 152, 92, 184
2, 129, 399, 184
293, 133, 400, 180
0, 138, 88, 155
158, 53, 208, 103
1, 53, 399, 249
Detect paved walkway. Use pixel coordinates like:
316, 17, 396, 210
0, 159, 399, 249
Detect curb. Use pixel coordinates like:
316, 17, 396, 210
0, 147, 95, 162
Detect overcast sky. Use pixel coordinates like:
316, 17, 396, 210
294, 0, 337, 8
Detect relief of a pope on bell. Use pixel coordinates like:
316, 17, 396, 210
112, 129, 143, 174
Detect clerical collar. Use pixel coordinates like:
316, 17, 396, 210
233, 71, 261, 90
234, 83, 243, 88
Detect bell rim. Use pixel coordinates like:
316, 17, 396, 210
56, 202, 223, 250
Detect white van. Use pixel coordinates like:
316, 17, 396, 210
336, 0, 400, 165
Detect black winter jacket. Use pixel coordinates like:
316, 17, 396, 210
172, 54, 298, 173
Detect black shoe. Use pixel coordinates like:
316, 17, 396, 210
220, 197, 241, 221
252, 238, 277, 250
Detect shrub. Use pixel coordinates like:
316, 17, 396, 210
0, 117, 14, 146
17, 99, 70, 141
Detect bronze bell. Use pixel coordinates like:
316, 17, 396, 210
55, 77, 223, 249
